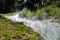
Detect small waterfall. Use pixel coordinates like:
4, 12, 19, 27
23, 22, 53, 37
42, 1, 44, 6
5, 11, 60, 40
24, 0, 27, 2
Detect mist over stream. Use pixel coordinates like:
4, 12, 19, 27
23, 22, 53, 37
5, 9, 60, 40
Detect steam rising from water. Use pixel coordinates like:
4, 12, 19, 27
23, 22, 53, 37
5, 11, 60, 40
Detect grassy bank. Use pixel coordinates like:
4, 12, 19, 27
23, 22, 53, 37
19, 4, 60, 22
0, 15, 44, 40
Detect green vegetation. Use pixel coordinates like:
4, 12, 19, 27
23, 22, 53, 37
0, 15, 44, 40
0, 0, 60, 40
19, 1, 60, 22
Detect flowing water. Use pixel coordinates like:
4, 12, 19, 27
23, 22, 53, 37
5, 10, 60, 40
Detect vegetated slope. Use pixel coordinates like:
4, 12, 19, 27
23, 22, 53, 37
0, 15, 44, 40
20, 4, 60, 23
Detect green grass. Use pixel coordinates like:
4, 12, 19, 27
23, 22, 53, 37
19, 4, 60, 22
0, 15, 44, 40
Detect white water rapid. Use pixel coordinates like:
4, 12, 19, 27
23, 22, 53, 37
5, 11, 60, 40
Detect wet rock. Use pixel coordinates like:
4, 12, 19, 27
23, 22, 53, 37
17, 22, 24, 25
19, 22, 24, 24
